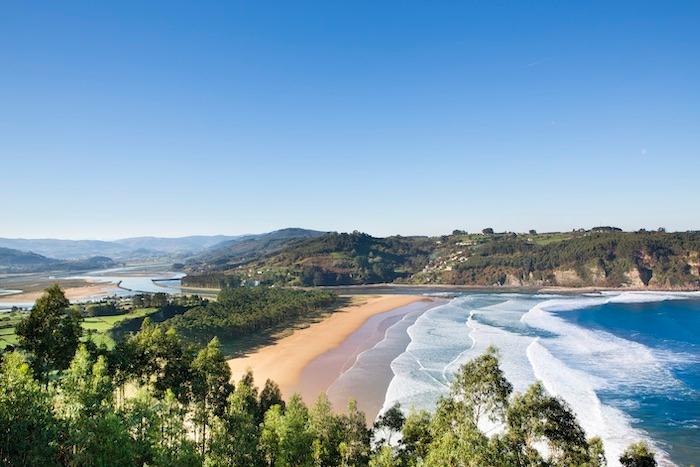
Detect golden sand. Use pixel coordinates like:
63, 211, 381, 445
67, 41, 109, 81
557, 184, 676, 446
227, 294, 426, 398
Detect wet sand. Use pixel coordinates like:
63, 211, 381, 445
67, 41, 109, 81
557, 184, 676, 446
301, 299, 442, 419
227, 295, 432, 403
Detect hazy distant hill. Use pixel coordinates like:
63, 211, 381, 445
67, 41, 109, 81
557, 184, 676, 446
0, 230, 324, 265
114, 235, 242, 254
0, 235, 241, 260
0, 238, 134, 260
0, 247, 116, 273
183, 230, 700, 290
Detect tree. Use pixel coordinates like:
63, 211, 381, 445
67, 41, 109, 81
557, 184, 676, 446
58, 345, 113, 419
236, 370, 261, 422
191, 337, 232, 456
152, 292, 169, 308
58, 345, 135, 466
620, 441, 657, 467
132, 294, 145, 308
450, 346, 512, 426
424, 347, 598, 467
482, 228, 495, 235
399, 409, 432, 465
65, 411, 136, 466
338, 399, 370, 467
309, 393, 344, 466
260, 404, 284, 466
259, 378, 285, 417
426, 397, 496, 466
369, 445, 397, 467
121, 389, 160, 465
0, 352, 59, 466
207, 382, 261, 467
260, 394, 313, 467
505, 382, 593, 466
154, 390, 201, 466
374, 402, 405, 446
128, 320, 194, 403
16, 284, 82, 380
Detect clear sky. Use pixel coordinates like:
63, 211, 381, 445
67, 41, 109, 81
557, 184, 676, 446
2, 1, 699, 239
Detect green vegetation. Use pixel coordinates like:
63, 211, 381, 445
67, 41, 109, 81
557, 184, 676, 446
82, 307, 158, 348
619, 441, 658, 467
185, 228, 326, 281
185, 230, 700, 289
185, 232, 434, 287
15, 284, 82, 381
1, 291, 203, 352
168, 287, 338, 351
0, 312, 23, 348
0, 287, 657, 466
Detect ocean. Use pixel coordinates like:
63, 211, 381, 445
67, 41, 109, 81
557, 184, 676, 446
378, 292, 700, 466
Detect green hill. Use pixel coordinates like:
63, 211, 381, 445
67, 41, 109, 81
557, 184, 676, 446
0, 247, 116, 273
184, 230, 700, 289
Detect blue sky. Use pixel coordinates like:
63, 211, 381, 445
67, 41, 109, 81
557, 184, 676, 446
2, 1, 699, 239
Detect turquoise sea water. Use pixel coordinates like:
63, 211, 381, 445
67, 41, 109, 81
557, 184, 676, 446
379, 292, 700, 466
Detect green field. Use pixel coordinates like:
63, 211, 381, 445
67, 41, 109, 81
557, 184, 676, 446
1, 307, 159, 350
0, 312, 23, 348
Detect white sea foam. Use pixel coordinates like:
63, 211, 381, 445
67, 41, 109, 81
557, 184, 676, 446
380, 291, 692, 466
380, 297, 476, 414
381, 295, 539, 413
521, 295, 687, 394
521, 293, 685, 465
527, 339, 664, 466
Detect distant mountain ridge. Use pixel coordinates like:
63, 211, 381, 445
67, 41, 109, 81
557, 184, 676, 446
114, 235, 243, 253
0, 234, 243, 260
0, 238, 133, 260
0, 229, 325, 267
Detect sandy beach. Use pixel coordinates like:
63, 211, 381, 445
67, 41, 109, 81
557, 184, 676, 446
228, 294, 432, 404
0, 281, 119, 305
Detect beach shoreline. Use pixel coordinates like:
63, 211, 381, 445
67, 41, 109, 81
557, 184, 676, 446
227, 295, 435, 406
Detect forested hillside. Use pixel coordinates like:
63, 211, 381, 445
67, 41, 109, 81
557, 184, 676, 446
185, 228, 326, 280
184, 230, 700, 289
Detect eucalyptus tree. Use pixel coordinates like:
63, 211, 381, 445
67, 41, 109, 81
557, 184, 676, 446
16, 284, 82, 381
260, 394, 314, 467
206, 381, 262, 467
0, 351, 59, 466
58, 345, 134, 466
191, 337, 232, 456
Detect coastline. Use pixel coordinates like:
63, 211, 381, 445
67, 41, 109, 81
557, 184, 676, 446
308, 298, 445, 420
227, 294, 432, 403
